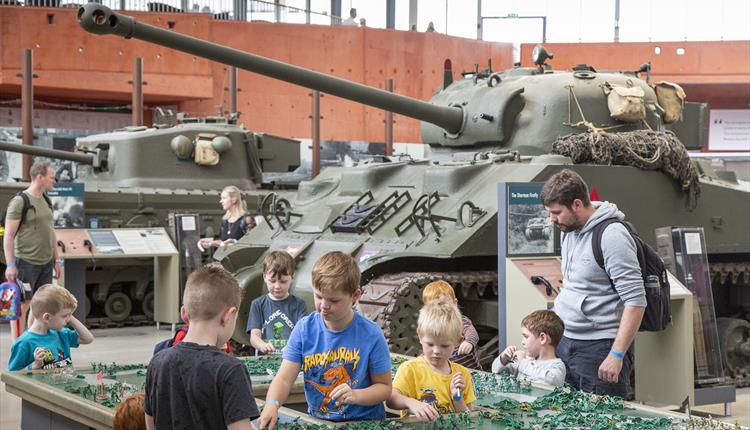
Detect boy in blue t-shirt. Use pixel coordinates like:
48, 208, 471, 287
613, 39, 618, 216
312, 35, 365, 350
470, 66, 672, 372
258, 251, 392, 428
8, 284, 94, 371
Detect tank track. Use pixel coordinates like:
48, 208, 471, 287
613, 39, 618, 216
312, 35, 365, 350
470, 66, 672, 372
709, 262, 750, 388
359, 271, 498, 360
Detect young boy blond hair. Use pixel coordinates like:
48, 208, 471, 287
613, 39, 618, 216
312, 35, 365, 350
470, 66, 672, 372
144, 265, 260, 430
492, 310, 566, 387
247, 250, 307, 354
422, 280, 482, 370
388, 301, 477, 422
258, 251, 392, 427
8, 284, 94, 371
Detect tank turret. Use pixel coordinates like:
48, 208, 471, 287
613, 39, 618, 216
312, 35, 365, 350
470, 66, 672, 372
77, 5, 750, 382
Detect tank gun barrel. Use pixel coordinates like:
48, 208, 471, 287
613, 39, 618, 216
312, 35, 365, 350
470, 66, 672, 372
0, 142, 95, 165
77, 4, 464, 134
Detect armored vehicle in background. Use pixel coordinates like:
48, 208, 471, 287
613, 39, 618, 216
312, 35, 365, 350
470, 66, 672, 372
78, 4, 750, 382
1, 114, 299, 326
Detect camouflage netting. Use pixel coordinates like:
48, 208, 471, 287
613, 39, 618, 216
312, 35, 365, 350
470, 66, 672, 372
552, 130, 700, 210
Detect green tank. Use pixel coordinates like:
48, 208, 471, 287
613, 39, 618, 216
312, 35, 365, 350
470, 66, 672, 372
78, 5, 750, 381
0, 113, 300, 326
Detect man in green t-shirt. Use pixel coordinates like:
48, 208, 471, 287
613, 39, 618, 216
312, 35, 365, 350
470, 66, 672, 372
3, 161, 63, 341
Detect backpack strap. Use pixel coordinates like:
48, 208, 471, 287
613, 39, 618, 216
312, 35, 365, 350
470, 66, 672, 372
18, 192, 31, 226
17, 192, 53, 226
591, 218, 623, 270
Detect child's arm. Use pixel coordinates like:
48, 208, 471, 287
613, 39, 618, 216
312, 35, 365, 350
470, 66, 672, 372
145, 414, 155, 430
257, 359, 301, 429
69, 316, 94, 344
249, 329, 275, 354
228, 419, 256, 430
387, 388, 439, 422
457, 318, 480, 355
449, 372, 470, 412
330, 370, 391, 406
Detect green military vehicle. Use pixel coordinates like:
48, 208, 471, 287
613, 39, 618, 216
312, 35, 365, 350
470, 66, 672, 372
78, 5, 749, 382
1, 112, 299, 326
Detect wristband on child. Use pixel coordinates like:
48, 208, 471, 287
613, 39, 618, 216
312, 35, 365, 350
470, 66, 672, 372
265, 399, 280, 408
609, 349, 625, 359
6, 261, 16, 267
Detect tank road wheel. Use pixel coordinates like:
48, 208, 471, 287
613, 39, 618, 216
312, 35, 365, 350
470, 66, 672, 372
104, 292, 133, 322
717, 317, 750, 378
142, 291, 154, 320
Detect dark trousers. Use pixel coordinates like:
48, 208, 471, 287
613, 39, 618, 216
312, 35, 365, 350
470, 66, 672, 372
557, 336, 634, 398
17, 258, 54, 300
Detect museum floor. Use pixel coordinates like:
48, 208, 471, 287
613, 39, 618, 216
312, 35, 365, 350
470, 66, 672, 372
0, 323, 748, 429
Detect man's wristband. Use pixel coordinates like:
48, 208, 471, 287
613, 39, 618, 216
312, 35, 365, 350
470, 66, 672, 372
609, 349, 625, 359
6, 261, 16, 267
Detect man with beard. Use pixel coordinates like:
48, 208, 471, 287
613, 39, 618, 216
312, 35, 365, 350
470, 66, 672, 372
540, 169, 645, 398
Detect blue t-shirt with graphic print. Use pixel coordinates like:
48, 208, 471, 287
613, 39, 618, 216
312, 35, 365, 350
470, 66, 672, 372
283, 312, 391, 421
8, 328, 79, 371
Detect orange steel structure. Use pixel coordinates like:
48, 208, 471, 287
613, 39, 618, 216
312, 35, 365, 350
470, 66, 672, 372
1, 6, 748, 142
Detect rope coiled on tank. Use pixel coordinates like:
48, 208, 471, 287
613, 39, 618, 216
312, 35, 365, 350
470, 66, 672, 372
551, 129, 700, 210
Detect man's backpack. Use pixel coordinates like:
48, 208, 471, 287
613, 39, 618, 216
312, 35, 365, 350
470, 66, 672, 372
591, 218, 671, 332
0, 192, 53, 229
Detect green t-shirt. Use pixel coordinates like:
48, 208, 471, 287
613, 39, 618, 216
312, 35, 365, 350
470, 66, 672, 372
6, 193, 54, 264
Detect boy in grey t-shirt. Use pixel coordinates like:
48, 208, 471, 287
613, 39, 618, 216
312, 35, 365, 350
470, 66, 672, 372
247, 251, 307, 354
492, 310, 566, 387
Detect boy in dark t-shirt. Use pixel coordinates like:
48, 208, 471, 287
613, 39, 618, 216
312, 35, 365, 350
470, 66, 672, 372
145, 266, 260, 430
247, 251, 307, 354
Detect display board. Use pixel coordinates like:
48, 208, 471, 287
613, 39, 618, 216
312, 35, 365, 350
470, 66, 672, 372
87, 228, 177, 255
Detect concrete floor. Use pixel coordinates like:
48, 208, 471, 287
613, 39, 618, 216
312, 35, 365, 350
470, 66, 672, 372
0, 322, 748, 429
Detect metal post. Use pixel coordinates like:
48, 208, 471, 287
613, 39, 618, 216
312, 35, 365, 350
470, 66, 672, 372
384, 79, 393, 156
234, 0, 247, 21
305, 0, 311, 24
476, 0, 482, 40
330, 0, 341, 25
20, 49, 33, 182
614, 0, 620, 42
408, 0, 418, 31
274, 0, 281, 23
310, 91, 321, 178
229, 66, 238, 115
131, 57, 144, 126
386, 0, 395, 29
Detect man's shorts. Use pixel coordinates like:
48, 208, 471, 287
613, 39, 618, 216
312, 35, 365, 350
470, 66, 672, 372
17, 258, 54, 301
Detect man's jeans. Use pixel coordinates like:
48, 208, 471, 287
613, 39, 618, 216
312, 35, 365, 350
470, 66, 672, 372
557, 336, 634, 398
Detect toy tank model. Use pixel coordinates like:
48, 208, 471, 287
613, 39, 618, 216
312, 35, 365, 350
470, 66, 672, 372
1, 112, 299, 326
79, 5, 750, 380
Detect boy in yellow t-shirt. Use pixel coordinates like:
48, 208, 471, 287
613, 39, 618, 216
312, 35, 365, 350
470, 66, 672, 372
387, 301, 476, 422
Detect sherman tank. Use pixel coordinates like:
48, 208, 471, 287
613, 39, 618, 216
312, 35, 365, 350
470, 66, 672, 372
78, 5, 750, 383
0, 114, 300, 326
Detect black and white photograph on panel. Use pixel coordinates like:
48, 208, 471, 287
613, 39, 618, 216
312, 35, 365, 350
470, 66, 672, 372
48, 183, 85, 228
506, 182, 554, 256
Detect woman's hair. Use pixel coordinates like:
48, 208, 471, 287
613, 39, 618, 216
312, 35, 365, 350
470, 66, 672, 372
222, 185, 247, 220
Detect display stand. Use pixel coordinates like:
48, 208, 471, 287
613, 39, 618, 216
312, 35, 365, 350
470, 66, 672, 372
55, 228, 180, 333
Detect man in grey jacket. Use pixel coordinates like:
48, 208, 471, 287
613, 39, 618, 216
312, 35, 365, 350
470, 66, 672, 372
541, 169, 646, 398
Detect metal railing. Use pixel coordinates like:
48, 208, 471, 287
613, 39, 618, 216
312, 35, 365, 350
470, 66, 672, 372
1, 0, 342, 23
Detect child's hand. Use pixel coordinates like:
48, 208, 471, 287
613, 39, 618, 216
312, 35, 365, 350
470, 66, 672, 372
330, 383, 358, 405
407, 398, 439, 422
501, 345, 517, 364
457, 341, 473, 355
259, 342, 276, 354
32, 347, 47, 369
257, 403, 280, 430
515, 350, 527, 361
449, 372, 465, 400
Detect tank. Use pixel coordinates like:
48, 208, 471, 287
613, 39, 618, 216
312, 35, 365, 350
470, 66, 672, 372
78, 5, 750, 382
1, 114, 300, 327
